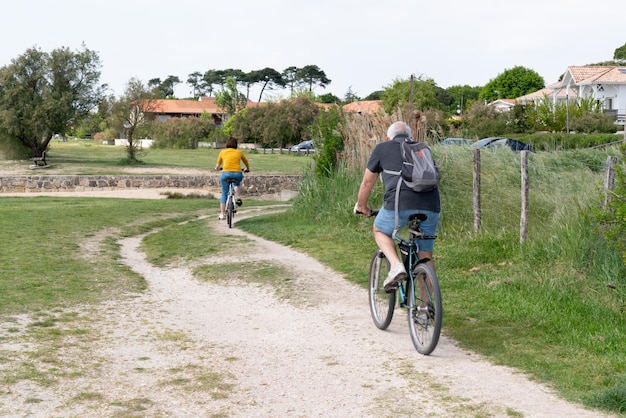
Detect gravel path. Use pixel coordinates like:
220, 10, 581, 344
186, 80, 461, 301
0, 201, 615, 417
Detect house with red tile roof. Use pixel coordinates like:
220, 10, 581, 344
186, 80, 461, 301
516, 81, 579, 105
147, 97, 262, 125
516, 66, 626, 126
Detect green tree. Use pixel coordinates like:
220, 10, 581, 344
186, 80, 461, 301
480, 66, 544, 102
248, 67, 285, 102
214, 77, 248, 118
108, 78, 157, 163
0, 45, 106, 158
297, 65, 331, 92
343, 86, 360, 103
381, 76, 441, 114
319, 92, 341, 104
148, 75, 180, 98
445, 84, 482, 114
230, 96, 319, 147
201, 69, 222, 97
282, 66, 300, 95
186, 71, 203, 98
614, 42, 626, 61
363, 90, 384, 100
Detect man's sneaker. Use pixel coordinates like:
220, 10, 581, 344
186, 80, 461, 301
218, 214, 224, 220
236, 198, 243, 207
383, 263, 407, 290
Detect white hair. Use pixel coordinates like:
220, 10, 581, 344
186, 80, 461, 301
386, 121, 411, 139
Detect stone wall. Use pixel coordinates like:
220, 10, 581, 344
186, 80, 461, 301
0, 175, 302, 198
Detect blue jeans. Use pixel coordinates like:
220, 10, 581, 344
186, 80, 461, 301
373, 207, 439, 252
220, 171, 243, 204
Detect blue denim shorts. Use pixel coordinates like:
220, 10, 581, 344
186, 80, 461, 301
374, 207, 439, 252
220, 171, 243, 204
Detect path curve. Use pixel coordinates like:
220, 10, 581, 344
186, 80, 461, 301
0, 208, 614, 417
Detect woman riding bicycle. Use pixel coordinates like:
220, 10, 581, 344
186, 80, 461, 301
215, 136, 250, 220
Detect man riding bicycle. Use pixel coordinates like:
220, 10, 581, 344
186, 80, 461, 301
355, 121, 441, 289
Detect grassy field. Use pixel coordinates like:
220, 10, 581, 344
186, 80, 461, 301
0, 139, 312, 175
1, 142, 625, 415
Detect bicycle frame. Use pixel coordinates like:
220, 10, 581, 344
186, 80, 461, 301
395, 233, 432, 309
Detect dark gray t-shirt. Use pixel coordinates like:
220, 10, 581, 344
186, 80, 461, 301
366, 136, 441, 213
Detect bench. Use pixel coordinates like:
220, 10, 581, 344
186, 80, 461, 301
31, 151, 47, 166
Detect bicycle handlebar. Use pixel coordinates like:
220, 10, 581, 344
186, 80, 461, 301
353, 202, 378, 217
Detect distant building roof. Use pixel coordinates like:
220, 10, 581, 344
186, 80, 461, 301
151, 98, 220, 115
342, 100, 382, 114
148, 98, 262, 116
516, 85, 578, 104
488, 99, 516, 112
561, 66, 626, 85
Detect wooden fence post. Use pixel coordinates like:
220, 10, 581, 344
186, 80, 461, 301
604, 156, 618, 208
520, 151, 529, 243
473, 148, 481, 233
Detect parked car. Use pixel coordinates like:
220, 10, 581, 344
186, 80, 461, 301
442, 138, 471, 146
290, 140, 315, 153
471, 137, 532, 152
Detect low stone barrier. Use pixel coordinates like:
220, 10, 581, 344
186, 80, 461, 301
0, 175, 302, 198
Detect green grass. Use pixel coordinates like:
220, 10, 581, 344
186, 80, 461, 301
236, 145, 626, 415
0, 197, 210, 315
1, 143, 625, 415
21, 139, 313, 175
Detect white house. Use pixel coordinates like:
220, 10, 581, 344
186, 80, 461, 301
488, 98, 517, 112
517, 66, 626, 126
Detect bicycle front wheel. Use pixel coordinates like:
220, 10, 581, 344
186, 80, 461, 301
368, 250, 395, 330
407, 263, 442, 355
226, 197, 234, 228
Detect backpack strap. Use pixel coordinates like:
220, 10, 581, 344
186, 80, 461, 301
391, 176, 402, 238
381, 134, 411, 238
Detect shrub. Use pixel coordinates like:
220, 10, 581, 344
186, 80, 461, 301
570, 112, 618, 134
311, 106, 343, 177
229, 96, 320, 148
460, 102, 510, 138
598, 142, 626, 263
149, 117, 216, 149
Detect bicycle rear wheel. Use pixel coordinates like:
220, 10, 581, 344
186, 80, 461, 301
368, 250, 395, 330
407, 263, 442, 355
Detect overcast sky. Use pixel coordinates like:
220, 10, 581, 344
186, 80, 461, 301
1, 0, 624, 100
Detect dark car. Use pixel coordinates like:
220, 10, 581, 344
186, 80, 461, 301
290, 140, 315, 153
442, 137, 471, 146
471, 137, 532, 152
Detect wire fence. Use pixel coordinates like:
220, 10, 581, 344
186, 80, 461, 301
340, 112, 622, 241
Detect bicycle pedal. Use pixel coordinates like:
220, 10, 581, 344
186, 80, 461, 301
383, 283, 398, 293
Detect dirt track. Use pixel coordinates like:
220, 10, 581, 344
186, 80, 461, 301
0, 200, 614, 417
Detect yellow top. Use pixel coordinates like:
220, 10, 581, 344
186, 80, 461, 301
216, 148, 249, 172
